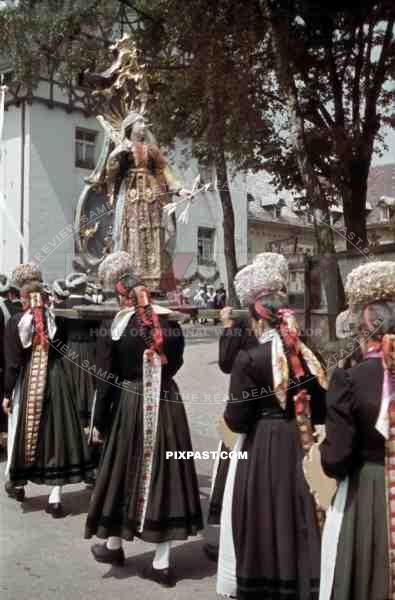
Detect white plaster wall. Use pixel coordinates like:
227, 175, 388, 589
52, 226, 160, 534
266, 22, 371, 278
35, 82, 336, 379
28, 103, 103, 281
171, 144, 248, 290
0, 104, 26, 273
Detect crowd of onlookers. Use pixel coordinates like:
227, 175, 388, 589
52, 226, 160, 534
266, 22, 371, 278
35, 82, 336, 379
192, 283, 226, 310
165, 282, 227, 324
191, 283, 226, 324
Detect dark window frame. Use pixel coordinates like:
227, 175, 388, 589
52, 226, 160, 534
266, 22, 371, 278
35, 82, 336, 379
75, 127, 97, 170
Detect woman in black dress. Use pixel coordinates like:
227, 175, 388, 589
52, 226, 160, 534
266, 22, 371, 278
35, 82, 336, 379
207, 307, 257, 528
319, 261, 395, 600
85, 252, 203, 588
0, 276, 21, 453
217, 254, 328, 600
3, 265, 94, 515
52, 273, 97, 429
209, 255, 288, 530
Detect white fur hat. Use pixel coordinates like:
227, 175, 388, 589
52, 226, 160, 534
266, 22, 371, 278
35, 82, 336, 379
11, 262, 43, 288
345, 261, 395, 306
98, 251, 134, 288
235, 252, 289, 307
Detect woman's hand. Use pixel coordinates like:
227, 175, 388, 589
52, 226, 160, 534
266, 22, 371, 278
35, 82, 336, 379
220, 306, 234, 328
2, 398, 12, 416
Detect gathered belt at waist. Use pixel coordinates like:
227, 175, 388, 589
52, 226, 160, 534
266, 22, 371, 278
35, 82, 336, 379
120, 376, 141, 384
258, 409, 288, 420
120, 375, 173, 385
360, 455, 385, 466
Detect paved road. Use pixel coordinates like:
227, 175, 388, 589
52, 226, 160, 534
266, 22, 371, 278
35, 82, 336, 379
0, 325, 228, 600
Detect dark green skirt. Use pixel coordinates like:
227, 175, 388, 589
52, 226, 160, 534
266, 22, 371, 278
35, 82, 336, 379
85, 379, 203, 543
10, 358, 95, 485
332, 462, 389, 600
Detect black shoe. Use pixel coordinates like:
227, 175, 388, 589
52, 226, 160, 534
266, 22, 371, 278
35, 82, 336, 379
45, 502, 65, 519
5, 481, 25, 502
141, 565, 176, 588
203, 542, 219, 563
91, 543, 125, 566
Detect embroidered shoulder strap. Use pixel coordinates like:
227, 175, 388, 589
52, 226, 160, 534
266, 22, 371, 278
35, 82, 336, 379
23, 293, 50, 465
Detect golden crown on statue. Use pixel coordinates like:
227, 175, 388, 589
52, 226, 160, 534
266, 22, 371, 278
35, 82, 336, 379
88, 34, 150, 132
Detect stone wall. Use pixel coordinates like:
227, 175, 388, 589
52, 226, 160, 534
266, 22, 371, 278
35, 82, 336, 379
301, 243, 395, 348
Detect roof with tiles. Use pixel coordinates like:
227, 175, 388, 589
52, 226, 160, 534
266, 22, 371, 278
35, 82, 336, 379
366, 163, 395, 225
245, 171, 313, 228
245, 164, 395, 228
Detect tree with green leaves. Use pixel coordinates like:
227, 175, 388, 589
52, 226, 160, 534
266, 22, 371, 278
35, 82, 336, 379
0, 1, 122, 109
260, 0, 395, 248
126, 0, 280, 305
258, 0, 394, 337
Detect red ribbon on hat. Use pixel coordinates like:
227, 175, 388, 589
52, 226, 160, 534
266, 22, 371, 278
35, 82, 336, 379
277, 308, 305, 379
116, 281, 167, 364
135, 288, 168, 365
21, 291, 49, 350
253, 296, 305, 380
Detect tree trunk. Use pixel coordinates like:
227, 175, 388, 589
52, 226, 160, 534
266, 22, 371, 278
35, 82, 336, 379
206, 35, 239, 307
341, 157, 370, 248
215, 149, 239, 307
261, 0, 345, 340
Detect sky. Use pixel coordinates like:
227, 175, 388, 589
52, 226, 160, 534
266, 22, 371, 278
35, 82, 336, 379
373, 127, 395, 166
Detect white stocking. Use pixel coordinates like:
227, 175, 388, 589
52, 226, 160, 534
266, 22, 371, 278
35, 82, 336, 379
48, 485, 62, 504
153, 541, 171, 570
106, 536, 122, 550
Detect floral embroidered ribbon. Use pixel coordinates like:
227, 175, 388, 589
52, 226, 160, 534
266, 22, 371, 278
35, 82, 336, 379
258, 325, 328, 410
113, 281, 167, 533
135, 349, 162, 532
294, 389, 326, 531
20, 292, 52, 466
24, 344, 48, 465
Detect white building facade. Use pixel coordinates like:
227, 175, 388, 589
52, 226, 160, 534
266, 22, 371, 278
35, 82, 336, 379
0, 80, 103, 281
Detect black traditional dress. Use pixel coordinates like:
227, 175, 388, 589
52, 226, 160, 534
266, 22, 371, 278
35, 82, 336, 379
85, 314, 203, 543
0, 298, 21, 435
320, 360, 390, 600
208, 318, 257, 524
0, 308, 5, 435
4, 312, 94, 486
55, 295, 98, 428
217, 338, 326, 600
